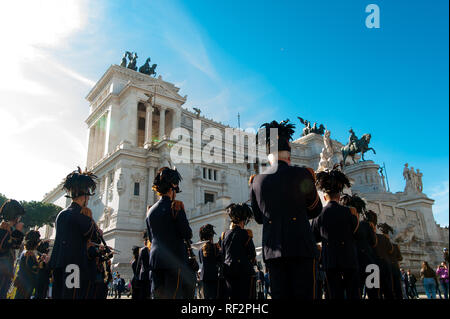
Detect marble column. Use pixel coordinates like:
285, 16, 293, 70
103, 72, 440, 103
159, 106, 166, 141
104, 108, 112, 156
144, 103, 153, 148
87, 126, 95, 168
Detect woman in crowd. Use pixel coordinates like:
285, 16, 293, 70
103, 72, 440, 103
312, 168, 360, 299
421, 261, 437, 299
436, 262, 449, 299
35, 240, 51, 299
198, 224, 221, 299
220, 203, 256, 299
131, 245, 141, 299
0, 199, 25, 299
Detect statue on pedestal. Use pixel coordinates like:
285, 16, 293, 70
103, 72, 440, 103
403, 163, 423, 194
297, 117, 325, 136
341, 129, 376, 165
127, 52, 138, 71
139, 58, 157, 77
317, 129, 334, 172
120, 51, 131, 67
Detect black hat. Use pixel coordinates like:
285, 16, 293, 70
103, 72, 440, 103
226, 203, 253, 225
0, 199, 25, 222
199, 224, 216, 241
378, 222, 393, 235
63, 167, 97, 199
24, 230, 41, 250
152, 167, 182, 195
258, 119, 296, 154
316, 167, 351, 195
340, 193, 366, 215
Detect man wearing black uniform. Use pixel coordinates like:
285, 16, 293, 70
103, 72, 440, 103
250, 119, 322, 299
220, 203, 256, 299
146, 167, 192, 299
374, 222, 395, 299
198, 224, 221, 299
390, 243, 403, 299
0, 199, 25, 299
311, 168, 360, 299
49, 167, 97, 299
137, 230, 151, 299
340, 195, 379, 299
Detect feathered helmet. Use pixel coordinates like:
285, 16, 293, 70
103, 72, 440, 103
152, 167, 182, 195
199, 224, 216, 241
316, 166, 351, 195
340, 193, 366, 215
364, 209, 378, 224
226, 203, 253, 225
378, 222, 394, 235
0, 199, 25, 222
24, 230, 41, 250
62, 167, 97, 199
36, 240, 50, 254
257, 119, 296, 154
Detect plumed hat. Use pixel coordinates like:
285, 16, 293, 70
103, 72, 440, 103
257, 119, 296, 154
63, 167, 97, 198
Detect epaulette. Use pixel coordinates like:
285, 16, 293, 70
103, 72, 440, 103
246, 229, 253, 238
349, 207, 360, 234
248, 174, 256, 186
221, 232, 225, 241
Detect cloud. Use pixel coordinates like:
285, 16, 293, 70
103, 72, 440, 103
0, 0, 95, 201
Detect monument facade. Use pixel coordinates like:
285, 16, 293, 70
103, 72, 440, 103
40, 60, 449, 281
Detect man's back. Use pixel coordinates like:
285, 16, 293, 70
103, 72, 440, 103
49, 202, 94, 272
250, 161, 322, 260
145, 196, 192, 270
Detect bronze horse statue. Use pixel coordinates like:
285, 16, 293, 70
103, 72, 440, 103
341, 133, 376, 165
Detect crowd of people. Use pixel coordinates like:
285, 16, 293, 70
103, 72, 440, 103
0, 119, 448, 300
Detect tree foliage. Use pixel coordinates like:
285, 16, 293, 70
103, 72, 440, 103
0, 193, 61, 229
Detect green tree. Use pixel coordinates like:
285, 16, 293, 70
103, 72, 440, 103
0, 193, 61, 229
20, 201, 61, 229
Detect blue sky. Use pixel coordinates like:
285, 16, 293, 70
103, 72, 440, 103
0, 0, 448, 225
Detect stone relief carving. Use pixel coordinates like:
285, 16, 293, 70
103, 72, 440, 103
117, 173, 126, 195
317, 129, 334, 172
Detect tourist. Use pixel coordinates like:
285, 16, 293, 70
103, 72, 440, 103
220, 203, 256, 299
250, 119, 322, 299
436, 262, 449, 299
198, 224, 221, 299
48, 167, 98, 299
10, 230, 42, 299
116, 274, 125, 298
112, 273, 119, 298
0, 199, 25, 299
407, 269, 419, 298
146, 167, 192, 299
374, 223, 395, 299
400, 268, 410, 299
420, 261, 437, 299
311, 168, 360, 299
263, 269, 271, 299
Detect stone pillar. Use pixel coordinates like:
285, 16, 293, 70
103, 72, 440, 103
172, 109, 181, 130
104, 108, 112, 156
159, 106, 166, 141
87, 126, 95, 168
144, 103, 153, 148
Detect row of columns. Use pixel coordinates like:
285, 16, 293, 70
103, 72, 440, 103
143, 103, 181, 148
88, 110, 111, 168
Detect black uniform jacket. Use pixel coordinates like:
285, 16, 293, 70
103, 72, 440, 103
145, 196, 192, 270
49, 202, 96, 273
374, 234, 393, 263
137, 246, 150, 281
390, 244, 402, 267
311, 201, 359, 270
198, 242, 221, 281
0, 223, 24, 260
354, 221, 377, 261
250, 161, 322, 261
220, 226, 256, 277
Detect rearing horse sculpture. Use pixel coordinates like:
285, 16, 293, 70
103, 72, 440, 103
341, 133, 376, 165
